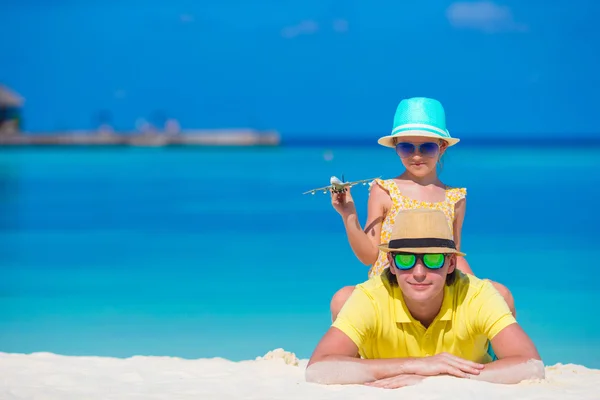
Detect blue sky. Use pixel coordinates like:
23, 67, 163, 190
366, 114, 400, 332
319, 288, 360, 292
1, 0, 599, 139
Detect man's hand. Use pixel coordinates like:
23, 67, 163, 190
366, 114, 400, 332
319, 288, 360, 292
365, 374, 426, 389
406, 353, 485, 378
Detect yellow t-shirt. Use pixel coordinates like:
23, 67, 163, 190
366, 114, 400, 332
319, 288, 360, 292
332, 271, 516, 363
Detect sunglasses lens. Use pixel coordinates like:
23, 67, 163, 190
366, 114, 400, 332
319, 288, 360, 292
395, 142, 415, 157
419, 142, 440, 157
422, 254, 445, 269
394, 253, 416, 270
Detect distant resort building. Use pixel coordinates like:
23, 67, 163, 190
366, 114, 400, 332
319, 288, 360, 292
0, 84, 279, 146
0, 85, 24, 136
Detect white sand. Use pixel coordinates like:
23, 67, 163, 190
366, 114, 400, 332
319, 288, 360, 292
1, 348, 599, 400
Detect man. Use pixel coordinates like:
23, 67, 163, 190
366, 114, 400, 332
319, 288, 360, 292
306, 209, 544, 389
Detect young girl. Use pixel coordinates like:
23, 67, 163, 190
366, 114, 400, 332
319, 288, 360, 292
329, 97, 515, 320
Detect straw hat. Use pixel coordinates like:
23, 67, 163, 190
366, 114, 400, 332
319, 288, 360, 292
378, 209, 466, 256
377, 97, 460, 148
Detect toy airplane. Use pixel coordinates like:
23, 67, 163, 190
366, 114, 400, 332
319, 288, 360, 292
302, 175, 380, 195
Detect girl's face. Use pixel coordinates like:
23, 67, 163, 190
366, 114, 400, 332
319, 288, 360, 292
394, 136, 448, 177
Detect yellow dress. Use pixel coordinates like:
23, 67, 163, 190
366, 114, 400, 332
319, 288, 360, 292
368, 178, 467, 279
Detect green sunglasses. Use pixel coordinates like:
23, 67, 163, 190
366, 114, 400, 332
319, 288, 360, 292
392, 253, 447, 270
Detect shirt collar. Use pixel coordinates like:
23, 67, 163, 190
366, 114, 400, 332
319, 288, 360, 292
394, 284, 454, 323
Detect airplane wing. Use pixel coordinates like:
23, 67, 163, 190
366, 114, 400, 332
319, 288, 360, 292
302, 185, 333, 195
344, 178, 379, 187
302, 177, 380, 195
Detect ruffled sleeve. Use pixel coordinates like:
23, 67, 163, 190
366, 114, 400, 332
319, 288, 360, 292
370, 178, 391, 192
447, 187, 467, 204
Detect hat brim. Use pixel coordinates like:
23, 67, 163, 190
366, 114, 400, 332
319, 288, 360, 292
378, 244, 466, 257
378, 131, 460, 148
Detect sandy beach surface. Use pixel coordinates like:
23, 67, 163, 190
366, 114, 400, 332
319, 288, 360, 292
1, 349, 599, 400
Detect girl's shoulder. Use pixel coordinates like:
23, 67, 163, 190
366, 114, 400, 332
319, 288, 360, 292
370, 178, 397, 194
369, 178, 396, 207
371, 177, 391, 187
443, 185, 467, 203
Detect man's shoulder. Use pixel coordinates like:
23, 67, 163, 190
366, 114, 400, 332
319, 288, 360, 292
355, 273, 391, 296
453, 271, 496, 298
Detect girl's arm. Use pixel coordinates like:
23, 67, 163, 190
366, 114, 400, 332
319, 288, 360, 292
454, 197, 474, 275
333, 183, 388, 266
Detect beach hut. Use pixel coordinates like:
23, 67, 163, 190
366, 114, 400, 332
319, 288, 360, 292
0, 85, 24, 135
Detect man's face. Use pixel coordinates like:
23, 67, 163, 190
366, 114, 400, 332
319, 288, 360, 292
387, 252, 456, 302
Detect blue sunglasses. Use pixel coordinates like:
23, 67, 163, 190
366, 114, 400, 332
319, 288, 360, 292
395, 142, 440, 158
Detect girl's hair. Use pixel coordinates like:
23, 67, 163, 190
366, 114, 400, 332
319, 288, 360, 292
437, 139, 447, 174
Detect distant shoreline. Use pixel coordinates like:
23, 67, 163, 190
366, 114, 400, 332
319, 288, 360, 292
1, 131, 599, 148
0, 129, 281, 147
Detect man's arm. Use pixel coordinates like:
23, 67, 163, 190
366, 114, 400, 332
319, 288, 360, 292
468, 323, 545, 383
469, 281, 545, 384
305, 327, 413, 384
305, 286, 396, 384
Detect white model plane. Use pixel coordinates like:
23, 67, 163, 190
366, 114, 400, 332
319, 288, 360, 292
302, 175, 380, 195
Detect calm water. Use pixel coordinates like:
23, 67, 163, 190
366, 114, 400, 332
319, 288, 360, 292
1, 145, 599, 368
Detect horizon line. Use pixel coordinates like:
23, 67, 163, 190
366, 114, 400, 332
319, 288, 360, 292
280, 136, 600, 147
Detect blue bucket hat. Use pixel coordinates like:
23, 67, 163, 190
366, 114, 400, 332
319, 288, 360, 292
377, 97, 460, 148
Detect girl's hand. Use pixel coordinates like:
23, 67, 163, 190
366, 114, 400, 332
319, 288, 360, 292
331, 186, 357, 218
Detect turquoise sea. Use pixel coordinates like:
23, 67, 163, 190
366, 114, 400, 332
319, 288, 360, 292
1, 144, 599, 368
